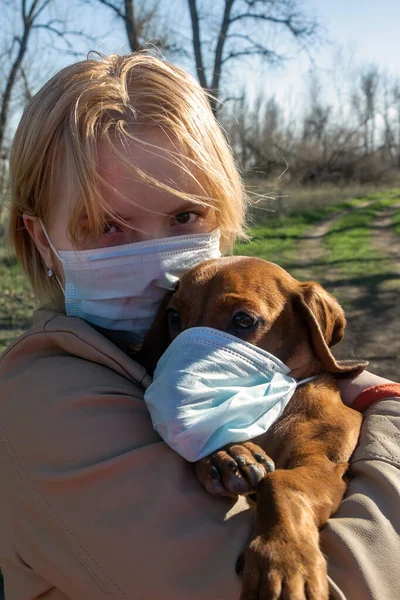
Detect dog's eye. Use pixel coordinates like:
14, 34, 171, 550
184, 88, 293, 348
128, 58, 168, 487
168, 309, 181, 328
231, 312, 257, 329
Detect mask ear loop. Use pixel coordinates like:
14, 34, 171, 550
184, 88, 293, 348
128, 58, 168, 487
39, 219, 66, 295
296, 376, 317, 386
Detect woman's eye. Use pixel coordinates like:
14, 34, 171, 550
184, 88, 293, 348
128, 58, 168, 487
231, 312, 257, 329
103, 223, 121, 235
173, 212, 198, 225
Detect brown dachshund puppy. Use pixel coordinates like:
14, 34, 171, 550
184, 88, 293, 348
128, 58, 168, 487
139, 256, 368, 600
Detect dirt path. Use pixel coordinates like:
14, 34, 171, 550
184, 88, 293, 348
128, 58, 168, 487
357, 203, 400, 379
292, 202, 400, 380
372, 204, 400, 270
292, 210, 348, 281
292, 200, 373, 281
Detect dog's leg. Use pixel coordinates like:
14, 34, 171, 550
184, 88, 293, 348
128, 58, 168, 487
241, 456, 345, 599
239, 396, 362, 600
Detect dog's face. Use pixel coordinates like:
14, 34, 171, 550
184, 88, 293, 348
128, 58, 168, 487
139, 256, 368, 378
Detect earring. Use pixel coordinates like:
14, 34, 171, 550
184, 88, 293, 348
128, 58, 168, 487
47, 268, 54, 278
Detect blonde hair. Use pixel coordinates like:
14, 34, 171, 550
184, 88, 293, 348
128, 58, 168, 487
9, 51, 248, 304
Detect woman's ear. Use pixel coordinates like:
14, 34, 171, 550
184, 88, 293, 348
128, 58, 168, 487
136, 289, 177, 376
296, 282, 368, 378
23, 213, 52, 269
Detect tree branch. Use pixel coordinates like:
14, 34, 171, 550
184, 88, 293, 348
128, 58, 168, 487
32, 23, 92, 48
19, 66, 32, 102
221, 46, 282, 66
221, 32, 283, 65
230, 11, 316, 37
95, 0, 125, 20
31, 0, 53, 22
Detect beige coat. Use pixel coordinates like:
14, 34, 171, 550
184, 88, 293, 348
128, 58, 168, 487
0, 308, 399, 599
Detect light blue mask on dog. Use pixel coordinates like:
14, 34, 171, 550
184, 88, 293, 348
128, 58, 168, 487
144, 327, 315, 462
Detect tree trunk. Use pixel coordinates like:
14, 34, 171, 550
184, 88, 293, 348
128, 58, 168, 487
188, 0, 208, 91
124, 0, 140, 51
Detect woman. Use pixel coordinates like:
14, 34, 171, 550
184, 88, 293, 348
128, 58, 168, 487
0, 52, 399, 599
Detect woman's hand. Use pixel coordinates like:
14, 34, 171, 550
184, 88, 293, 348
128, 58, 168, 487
336, 370, 395, 406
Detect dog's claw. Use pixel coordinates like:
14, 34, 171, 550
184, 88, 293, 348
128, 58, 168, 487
254, 452, 266, 463
254, 452, 275, 472
207, 479, 227, 495
210, 466, 221, 479
228, 461, 239, 472
248, 464, 266, 487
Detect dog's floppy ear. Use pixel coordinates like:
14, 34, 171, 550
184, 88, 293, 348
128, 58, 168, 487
136, 289, 176, 376
296, 281, 368, 378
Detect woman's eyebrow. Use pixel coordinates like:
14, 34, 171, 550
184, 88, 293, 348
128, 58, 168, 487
118, 201, 206, 218
79, 200, 206, 222
167, 201, 205, 214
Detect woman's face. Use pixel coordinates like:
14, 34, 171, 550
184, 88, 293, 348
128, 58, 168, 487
24, 129, 218, 274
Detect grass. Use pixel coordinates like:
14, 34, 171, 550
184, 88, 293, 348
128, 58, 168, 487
235, 215, 313, 266
244, 180, 393, 218
0, 186, 399, 355
322, 197, 398, 277
0, 252, 37, 351
393, 207, 400, 237
234, 197, 374, 268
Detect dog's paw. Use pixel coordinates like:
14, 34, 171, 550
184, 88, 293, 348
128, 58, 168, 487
240, 530, 329, 600
194, 442, 275, 497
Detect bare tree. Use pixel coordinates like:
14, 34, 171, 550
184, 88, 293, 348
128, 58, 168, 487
352, 66, 380, 157
0, 0, 89, 159
381, 74, 395, 167
90, 0, 144, 50
188, 0, 319, 113
87, 0, 178, 53
221, 90, 288, 178
0, 0, 44, 154
360, 66, 379, 155
389, 82, 400, 169
302, 71, 331, 147
222, 54, 398, 187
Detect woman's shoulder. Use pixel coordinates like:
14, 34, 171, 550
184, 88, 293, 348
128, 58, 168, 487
0, 308, 151, 390
0, 308, 152, 467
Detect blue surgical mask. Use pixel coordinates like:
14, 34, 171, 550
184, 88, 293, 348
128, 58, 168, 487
40, 222, 221, 341
144, 327, 315, 462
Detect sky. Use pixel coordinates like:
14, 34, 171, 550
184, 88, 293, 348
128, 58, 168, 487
64, 0, 400, 109
308, 0, 400, 73
239, 0, 400, 107
4, 0, 400, 124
